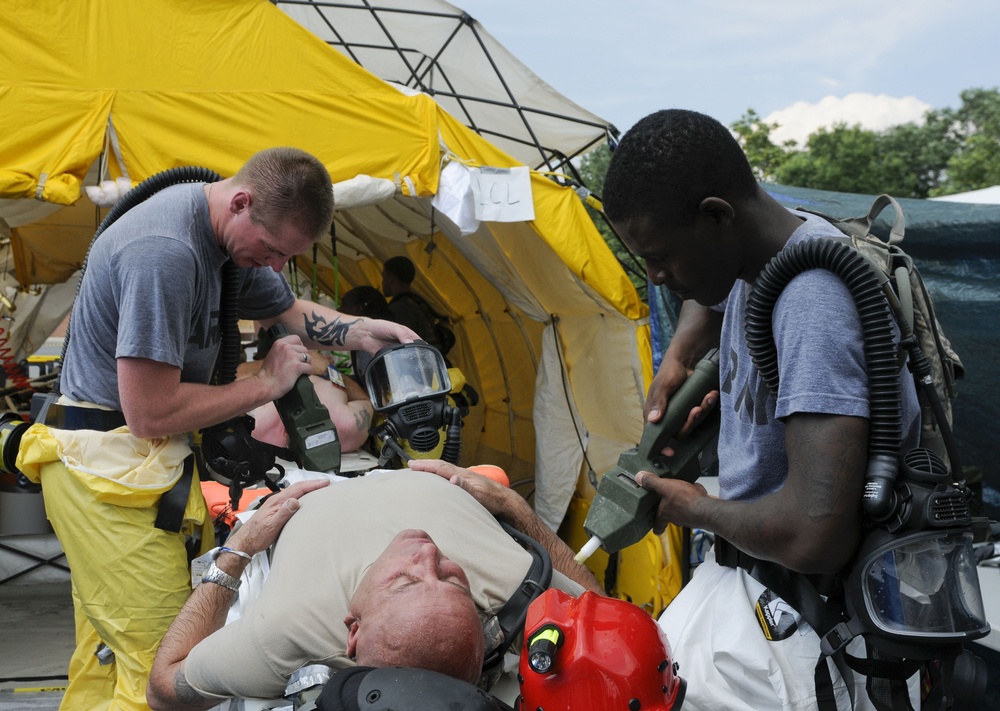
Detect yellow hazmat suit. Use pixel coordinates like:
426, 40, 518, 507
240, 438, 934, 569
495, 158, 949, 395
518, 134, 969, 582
18, 424, 212, 711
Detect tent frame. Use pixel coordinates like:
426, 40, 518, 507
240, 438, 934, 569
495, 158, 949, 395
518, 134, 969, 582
275, 0, 618, 174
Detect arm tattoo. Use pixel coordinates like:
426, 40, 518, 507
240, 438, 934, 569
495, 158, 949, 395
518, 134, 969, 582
354, 408, 372, 433
173, 666, 209, 706
303, 311, 357, 347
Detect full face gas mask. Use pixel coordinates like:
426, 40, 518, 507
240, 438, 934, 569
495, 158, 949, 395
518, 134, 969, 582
846, 449, 988, 652
364, 341, 464, 464
0, 412, 33, 492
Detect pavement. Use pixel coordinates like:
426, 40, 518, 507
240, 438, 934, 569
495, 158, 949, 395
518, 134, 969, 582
0, 582, 71, 711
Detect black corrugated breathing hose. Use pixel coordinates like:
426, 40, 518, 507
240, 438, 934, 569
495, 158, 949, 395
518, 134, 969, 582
59, 167, 224, 388
745, 239, 902, 521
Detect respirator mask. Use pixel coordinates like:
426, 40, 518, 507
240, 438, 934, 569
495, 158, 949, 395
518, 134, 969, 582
814, 447, 991, 709
0, 412, 33, 492
196, 415, 295, 510
364, 341, 454, 459
835, 448, 989, 656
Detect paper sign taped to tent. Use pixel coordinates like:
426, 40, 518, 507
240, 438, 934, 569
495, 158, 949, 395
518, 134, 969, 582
470, 166, 535, 222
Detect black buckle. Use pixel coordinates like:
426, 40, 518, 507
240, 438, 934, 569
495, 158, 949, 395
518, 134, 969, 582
821, 622, 854, 657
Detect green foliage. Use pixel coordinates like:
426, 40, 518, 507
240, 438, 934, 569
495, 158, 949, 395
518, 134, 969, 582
875, 116, 958, 198
933, 88, 1000, 195
774, 124, 881, 194
733, 87, 999, 199
576, 143, 648, 294
576, 142, 611, 197
731, 109, 793, 182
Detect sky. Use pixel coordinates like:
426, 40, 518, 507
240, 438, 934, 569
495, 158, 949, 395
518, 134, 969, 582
455, 0, 1000, 146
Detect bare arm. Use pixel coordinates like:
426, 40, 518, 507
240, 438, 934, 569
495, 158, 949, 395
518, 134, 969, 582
147, 479, 330, 711
119, 331, 315, 438
408, 460, 604, 594
637, 413, 868, 574
311, 375, 373, 452
259, 299, 417, 355
342, 373, 368, 403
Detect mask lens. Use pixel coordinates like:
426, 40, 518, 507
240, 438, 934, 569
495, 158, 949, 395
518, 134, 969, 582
862, 531, 988, 637
366, 344, 451, 412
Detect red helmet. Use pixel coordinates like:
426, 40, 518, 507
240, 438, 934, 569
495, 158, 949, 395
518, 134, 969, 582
516, 589, 685, 711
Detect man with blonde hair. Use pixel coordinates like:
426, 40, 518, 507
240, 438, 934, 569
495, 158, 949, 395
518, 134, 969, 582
19, 147, 417, 711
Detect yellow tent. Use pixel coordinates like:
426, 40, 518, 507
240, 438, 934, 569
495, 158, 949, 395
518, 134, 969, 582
0, 0, 681, 609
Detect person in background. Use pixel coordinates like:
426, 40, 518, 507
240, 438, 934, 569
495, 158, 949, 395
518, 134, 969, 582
381, 255, 454, 359
339, 285, 394, 379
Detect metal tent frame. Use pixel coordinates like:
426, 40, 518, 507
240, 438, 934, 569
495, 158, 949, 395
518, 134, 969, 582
274, 0, 619, 175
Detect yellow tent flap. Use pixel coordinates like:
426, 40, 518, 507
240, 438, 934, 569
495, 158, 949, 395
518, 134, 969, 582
0, 0, 442, 204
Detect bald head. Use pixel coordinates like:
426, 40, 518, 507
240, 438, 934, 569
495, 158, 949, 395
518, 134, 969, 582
353, 594, 485, 684
344, 529, 486, 684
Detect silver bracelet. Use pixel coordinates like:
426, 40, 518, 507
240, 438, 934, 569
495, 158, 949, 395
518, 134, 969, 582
219, 546, 253, 561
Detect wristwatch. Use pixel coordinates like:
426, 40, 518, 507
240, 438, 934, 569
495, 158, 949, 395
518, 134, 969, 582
201, 563, 241, 592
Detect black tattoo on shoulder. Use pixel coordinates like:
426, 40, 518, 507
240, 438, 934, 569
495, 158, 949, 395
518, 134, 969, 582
173, 666, 209, 705
354, 408, 372, 433
303, 311, 357, 347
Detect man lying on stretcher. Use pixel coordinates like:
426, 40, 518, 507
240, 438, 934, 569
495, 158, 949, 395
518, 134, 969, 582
146, 462, 602, 710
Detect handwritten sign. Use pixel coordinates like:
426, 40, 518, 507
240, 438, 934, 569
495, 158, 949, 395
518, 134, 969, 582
469, 166, 535, 222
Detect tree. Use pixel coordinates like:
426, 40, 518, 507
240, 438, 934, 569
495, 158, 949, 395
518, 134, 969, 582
774, 123, 883, 194
576, 142, 647, 293
730, 109, 792, 182
765, 116, 957, 199
876, 115, 957, 198
734, 89, 1000, 199
576, 141, 611, 198
934, 87, 1000, 195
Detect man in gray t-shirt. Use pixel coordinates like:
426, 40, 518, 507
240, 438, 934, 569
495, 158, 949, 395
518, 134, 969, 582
31, 148, 417, 711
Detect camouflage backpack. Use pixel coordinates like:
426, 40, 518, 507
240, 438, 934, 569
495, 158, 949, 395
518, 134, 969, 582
802, 194, 964, 468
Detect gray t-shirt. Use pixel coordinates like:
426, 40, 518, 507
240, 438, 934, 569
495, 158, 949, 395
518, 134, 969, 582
717, 210, 920, 501
185, 470, 583, 700
60, 183, 294, 409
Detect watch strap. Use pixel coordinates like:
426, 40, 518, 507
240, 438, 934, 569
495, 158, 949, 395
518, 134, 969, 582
202, 563, 241, 592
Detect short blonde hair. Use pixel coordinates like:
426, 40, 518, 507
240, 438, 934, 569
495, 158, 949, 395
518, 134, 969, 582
232, 147, 334, 241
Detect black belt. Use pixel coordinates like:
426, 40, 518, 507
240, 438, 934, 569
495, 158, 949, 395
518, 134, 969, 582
714, 535, 758, 571
714, 536, 841, 597
41, 403, 127, 432
36, 398, 192, 533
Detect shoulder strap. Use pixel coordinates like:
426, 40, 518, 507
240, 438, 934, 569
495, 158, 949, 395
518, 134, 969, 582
480, 522, 553, 679
841, 194, 906, 246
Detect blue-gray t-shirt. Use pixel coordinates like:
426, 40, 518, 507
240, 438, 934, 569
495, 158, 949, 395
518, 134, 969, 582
717, 210, 920, 501
60, 183, 295, 410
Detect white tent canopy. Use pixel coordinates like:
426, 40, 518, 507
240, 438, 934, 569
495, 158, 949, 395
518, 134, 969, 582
277, 0, 617, 173
931, 185, 1000, 204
